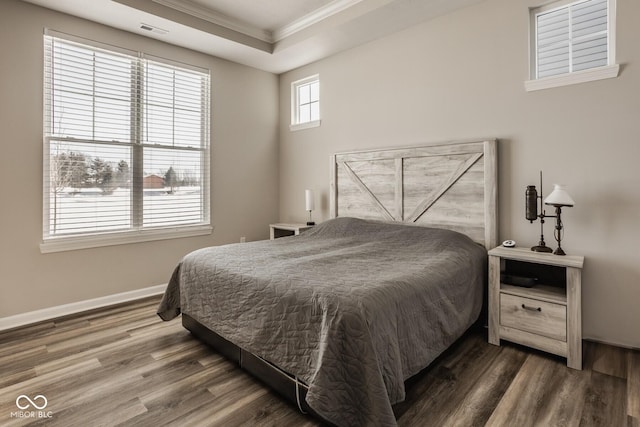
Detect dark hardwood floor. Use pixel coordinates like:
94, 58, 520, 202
0, 296, 637, 426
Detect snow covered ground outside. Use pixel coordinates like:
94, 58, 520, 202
49, 186, 203, 235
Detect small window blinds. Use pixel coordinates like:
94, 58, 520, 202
535, 0, 609, 79
43, 32, 210, 244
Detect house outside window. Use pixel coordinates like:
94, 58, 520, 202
290, 75, 320, 131
42, 31, 211, 252
525, 0, 619, 91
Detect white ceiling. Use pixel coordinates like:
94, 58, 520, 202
187, 0, 335, 35
21, 0, 485, 74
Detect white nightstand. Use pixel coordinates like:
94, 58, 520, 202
488, 246, 585, 370
269, 223, 313, 240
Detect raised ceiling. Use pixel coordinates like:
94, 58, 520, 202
21, 0, 485, 73
184, 0, 336, 38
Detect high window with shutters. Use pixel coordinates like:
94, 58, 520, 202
526, 0, 619, 91
42, 31, 211, 252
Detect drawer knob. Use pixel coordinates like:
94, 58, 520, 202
521, 304, 542, 312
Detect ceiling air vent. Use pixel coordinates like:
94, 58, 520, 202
140, 23, 168, 35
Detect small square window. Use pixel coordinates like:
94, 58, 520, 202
526, 0, 619, 91
291, 75, 320, 131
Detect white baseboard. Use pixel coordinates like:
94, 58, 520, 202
0, 284, 167, 332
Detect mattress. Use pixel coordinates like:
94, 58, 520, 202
158, 217, 487, 426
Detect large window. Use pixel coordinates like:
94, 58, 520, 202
42, 32, 211, 252
526, 0, 619, 91
290, 75, 320, 131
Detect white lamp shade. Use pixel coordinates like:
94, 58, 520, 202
305, 189, 315, 211
544, 184, 575, 207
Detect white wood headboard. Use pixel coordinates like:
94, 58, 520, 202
330, 139, 498, 249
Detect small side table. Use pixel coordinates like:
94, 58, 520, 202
488, 246, 585, 370
269, 223, 313, 240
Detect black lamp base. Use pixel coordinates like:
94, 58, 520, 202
306, 221, 315, 226
551, 205, 567, 256
531, 245, 553, 253
553, 247, 566, 256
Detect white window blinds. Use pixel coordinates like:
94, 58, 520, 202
43, 33, 210, 247
535, 0, 609, 79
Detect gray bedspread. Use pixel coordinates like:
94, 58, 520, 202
158, 217, 486, 426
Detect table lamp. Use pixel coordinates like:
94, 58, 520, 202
544, 184, 575, 256
305, 189, 315, 226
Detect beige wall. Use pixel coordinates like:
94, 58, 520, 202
279, 0, 640, 347
0, 0, 279, 317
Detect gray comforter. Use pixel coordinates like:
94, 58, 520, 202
158, 217, 486, 426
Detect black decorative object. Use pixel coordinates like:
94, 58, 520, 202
526, 171, 553, 253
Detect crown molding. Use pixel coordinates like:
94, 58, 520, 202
273, 0, 364, 42
24, 0, 485, 73
153, 0, 365, 45
152, 0, 273, 42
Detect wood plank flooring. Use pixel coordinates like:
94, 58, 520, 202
0, 296, 637, 426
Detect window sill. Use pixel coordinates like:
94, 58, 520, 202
525, 64, 620, 92
40, 225, 213, 253
290, 120, 321, 132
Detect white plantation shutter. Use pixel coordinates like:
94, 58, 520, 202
535, 0, 609, 79
571, 0, 609, 71
43, 32, 210, 248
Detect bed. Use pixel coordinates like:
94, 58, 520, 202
158, 139, 498, 426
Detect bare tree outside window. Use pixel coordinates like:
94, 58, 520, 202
50, 148, 88, 233
164, 166, 177, 194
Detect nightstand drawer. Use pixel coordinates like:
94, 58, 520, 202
500, 293, 567, 341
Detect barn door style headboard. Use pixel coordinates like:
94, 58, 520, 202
330, 139, 498, 249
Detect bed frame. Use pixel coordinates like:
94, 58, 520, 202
183, 138, 499, 422
331, 139, 498, 249
182, 313, 322, 417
